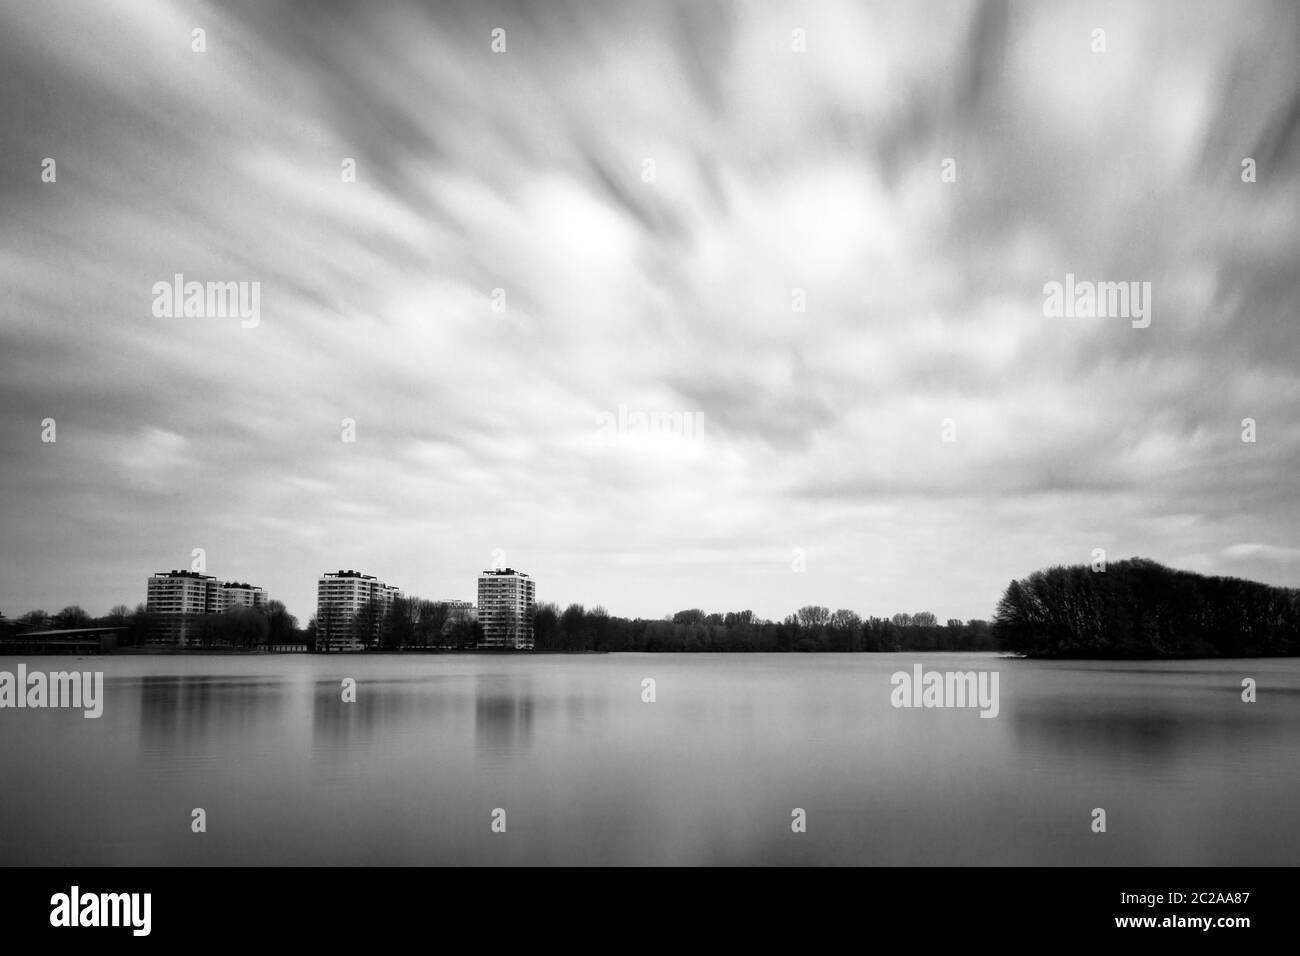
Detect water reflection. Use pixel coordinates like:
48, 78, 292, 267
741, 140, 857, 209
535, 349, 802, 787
303, 669, 537, 760
8, 654, 1289, 865
138, 675, 288, 754
309, 674, 459, 746
1008, 689, 1295, 766
474, 673, 534, 758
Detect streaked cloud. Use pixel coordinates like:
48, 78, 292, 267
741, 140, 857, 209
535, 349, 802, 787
2, 0, 1298, 621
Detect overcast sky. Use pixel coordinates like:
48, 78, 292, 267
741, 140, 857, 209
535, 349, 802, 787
2, 0, 1299, 625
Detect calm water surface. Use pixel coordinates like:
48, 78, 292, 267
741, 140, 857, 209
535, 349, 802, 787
1, 653, 1296, 865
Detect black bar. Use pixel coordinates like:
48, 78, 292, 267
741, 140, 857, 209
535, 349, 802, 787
0, 866, 1288, 944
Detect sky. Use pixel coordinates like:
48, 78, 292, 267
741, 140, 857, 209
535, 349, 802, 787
2, 0, 1299, 625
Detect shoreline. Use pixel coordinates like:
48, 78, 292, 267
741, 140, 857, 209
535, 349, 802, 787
2, 648, 1295, 660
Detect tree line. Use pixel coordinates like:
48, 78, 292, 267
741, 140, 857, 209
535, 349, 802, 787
306, 596, 480, 651
0, 602, 300, 649
4, 599, 997, 653
993, 557, 1300, 657
531, 604, 995, 652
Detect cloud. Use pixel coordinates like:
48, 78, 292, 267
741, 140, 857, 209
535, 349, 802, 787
1, 0, 1298, 622
1222, 543, 1300, 563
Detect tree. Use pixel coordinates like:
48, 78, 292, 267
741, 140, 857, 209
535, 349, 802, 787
414, 601, 452, 648
532, 602, 560, 650
230, 606, 270, 647
829, 609, 862, 651
561, 604, 588, 651
380, 596, 417, 649
265, 600, 299, 645
315, 604, 347, 653
829, 609, 861, 630
353, 599, 384, 649
448, 616, 481, 649
126, 608, 160, 647
53, 605, 92, 629
588, 605, 611, 652
992, 558, 1300, 658
190, 606, 268, 647
796, 606, 831, 628
104, 605, 133, 626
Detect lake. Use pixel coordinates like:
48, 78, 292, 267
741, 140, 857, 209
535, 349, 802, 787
1, 652, 1295, 865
